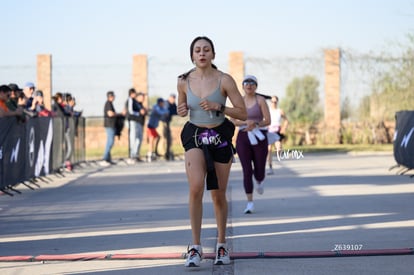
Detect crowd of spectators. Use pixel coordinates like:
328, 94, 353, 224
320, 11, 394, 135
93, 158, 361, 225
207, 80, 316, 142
0, 82, 82, 121
1, 82, 83, 171
100, 88, 178, 166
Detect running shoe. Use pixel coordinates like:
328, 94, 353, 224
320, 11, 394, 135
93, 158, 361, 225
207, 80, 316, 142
244, 202, 254, 214
185, 246, 202, 267
214, 245, 231, 265
254, 179, 264, 195
267, 168, 274, 175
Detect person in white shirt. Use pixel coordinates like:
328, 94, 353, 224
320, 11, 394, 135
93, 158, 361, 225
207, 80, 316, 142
267, 95, 289, 175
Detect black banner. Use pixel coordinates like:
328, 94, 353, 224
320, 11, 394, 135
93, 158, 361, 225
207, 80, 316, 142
52, 117, 64, 171
0, 117, 85, 191
25, 117, 54, 179
394, 110, 414, 169
0, 118, 27, 188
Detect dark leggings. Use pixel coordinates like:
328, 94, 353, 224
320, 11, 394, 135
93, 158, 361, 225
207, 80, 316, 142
236, 130, 268, 194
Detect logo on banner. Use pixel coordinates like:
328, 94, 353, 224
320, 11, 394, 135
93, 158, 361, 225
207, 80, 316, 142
10, 139, 20, 163
29, 127, 35, 167
400, 127, 414, 148
34, 120, 53, 176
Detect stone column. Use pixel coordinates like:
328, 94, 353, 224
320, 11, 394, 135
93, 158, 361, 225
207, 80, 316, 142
324, 49, 341, 143
228, 52, 244, 144
37, 54, 52, 109
132, 54, 148, 108
228, 52, 245, 95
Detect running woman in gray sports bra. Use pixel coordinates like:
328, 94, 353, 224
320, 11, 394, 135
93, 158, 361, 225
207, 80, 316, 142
177, 36, 246, 267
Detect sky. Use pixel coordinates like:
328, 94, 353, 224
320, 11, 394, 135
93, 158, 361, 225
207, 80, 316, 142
1, 0, 414, 116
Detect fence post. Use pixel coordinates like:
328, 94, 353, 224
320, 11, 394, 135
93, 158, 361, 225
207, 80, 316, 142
324, 49, 341, 143
37, 54, 52, 110
229, 52, 245, 95
132, 54, 148, 108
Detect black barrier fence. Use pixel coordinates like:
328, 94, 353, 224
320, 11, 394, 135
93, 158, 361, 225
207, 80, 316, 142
394, 110, 414, 170
0, 116, 85, 192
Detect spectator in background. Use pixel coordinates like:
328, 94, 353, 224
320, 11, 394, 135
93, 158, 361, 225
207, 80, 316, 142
52, 92, 71, 116
0, 85, 23, 118
63, 93, 73, 115
52, 92, 73, 118
6, 83, 22, 111
101, 91, 118, 166
146, 97, 169, 161
0, 85, 10, 116
30, 90, 53, 117
52, 92, 65, 115
135, 92, 147, 161
23, 82, 35, 110
52, 92, 74, 170
163, 93, 178, 160
17, 91, 27, 109
267, 95, 289, 175
17, 91, 31, 119
125, 88, 142, 164
65, 94, 82, 117
7, 83, 26, 122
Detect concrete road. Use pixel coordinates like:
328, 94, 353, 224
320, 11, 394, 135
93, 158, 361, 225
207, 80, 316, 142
0, 152, 413, 274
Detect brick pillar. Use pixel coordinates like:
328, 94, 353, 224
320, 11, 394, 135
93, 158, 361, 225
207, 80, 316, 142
132, 54, 148, 108
228, 52, 244, 95
324, 49, 341, 143
37, 54, 52, 110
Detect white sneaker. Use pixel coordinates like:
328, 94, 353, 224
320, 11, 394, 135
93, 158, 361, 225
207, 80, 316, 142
99, 160, 111, 167
254, 179, 264, 195
147, 152, 153, 163
126, 158, 136, 165
244, 202, 254, 214
267, 168, 274, 175
185, 245, 202, 267
214, 244, 231, 265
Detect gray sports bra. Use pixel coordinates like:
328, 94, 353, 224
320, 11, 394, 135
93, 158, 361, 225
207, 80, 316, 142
187, 74, 226, 125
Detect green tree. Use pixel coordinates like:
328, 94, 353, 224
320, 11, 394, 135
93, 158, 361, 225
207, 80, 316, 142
281, 75, 322, 125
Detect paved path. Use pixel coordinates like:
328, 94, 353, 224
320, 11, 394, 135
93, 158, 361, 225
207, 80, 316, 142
0, 152, 413, 274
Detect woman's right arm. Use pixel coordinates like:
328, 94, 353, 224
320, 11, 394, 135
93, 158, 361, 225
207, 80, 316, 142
177, 77, 188, 117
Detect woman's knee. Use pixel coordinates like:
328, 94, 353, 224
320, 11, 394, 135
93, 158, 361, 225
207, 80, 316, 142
211, 190, 226, 205
189, 183, 204, 199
